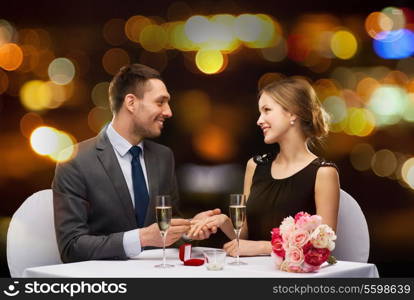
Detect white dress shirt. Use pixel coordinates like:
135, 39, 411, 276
106, 123, 149, 258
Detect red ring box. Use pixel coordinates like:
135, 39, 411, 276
179, 244, 205, 266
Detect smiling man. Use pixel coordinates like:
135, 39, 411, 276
52, 64, 218, 263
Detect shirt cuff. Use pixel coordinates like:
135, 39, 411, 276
123, 229, 142, 258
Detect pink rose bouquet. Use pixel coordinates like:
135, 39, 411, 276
271, 212, 337, 273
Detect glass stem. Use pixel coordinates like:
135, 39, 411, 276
162, 231, 166, 266
235, 229, 240, 264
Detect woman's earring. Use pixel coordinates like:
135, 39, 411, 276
290, 120, 295, 125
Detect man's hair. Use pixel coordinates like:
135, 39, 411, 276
108, 64, 162, 113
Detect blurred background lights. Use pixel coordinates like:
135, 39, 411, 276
373, 29, 414, 59
125, 15, 152, 43
20, 80, 52, 111
30, 126, 76, 162
30, 126, 58, 155
330, 30, 358, 59
0, 69, 8, 94
91, 82, 110, 108
322, 96, 347, 124
401, 158, 414, 189
48, 58, 75, 85
350, 143, 375, 171
20, 112, 43, 138
185, 15, 212, 44
234, 14, 265, 43
139, 25, 168, 52
0, 43, 23, 71
368, 85, 409, 126
371, 149, 398, 177
103, 18, 127, 46
102, 48, 130, 75
195, 50, 224, 74
382, 7, 406, 31
0, 19, 15, 46
365, 12, 393, 39
88, 107, 112, 133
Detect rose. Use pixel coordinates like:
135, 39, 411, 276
303, 242, 330, 266
296, 215, 322, 232
288, 229, 310, 248
310, 224, 336, 251
302, 262, 320, 272
285, 246, 304, 266
279, 216, 295, 240
271, 228, 285, 258
294, 211, 310, 222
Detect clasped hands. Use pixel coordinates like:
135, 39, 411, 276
140, 208, 222, 248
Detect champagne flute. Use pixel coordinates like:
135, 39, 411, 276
154, 195, 173, 268
228, 194, 247, 265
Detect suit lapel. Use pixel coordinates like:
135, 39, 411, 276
96, 129, 137, 227
143, 140, 159, 225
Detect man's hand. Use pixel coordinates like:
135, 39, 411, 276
140, 219, 191, 247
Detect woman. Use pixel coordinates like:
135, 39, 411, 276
188, 77, 340, 257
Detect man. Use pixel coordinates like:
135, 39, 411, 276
53, 64, 218, 263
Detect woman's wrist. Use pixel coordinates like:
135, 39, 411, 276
261, 241, 272, 255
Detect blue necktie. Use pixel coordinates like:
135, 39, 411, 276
129, 146, 149, 228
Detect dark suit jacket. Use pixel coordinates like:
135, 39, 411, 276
52, 128, 179, 263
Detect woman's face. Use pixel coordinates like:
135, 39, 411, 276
257, 92, 293, 144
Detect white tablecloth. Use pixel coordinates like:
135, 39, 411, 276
23, 247, 379, 278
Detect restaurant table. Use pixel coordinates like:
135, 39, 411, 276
23, 247, 379, 278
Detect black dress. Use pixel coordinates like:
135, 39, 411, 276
246, 152, 338, 241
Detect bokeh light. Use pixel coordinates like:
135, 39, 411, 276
0, 69, 8, 94
125, 15, 152, 43
193, 124, 235, 162
382, 7, 406, 31
350, 143, 375, 171
20, 112, 44, 138
102, 48, 130, 75
322, 96, 347, 125
371, 149, 398, 177
30, 126, 59, 155
48, 58, 76, 85
330, 30, 358, 59
20, 80, 52, 111
260, 38, 287, 62
0, 43, 23, 71
0, 19, 15, 46
368, 85, 409, 126
88, 107, 113, 133
185, 15, 212, 44
401, 157, 414, 189
139, 25, 168, 52
373, 29, 414, 59
103, 18, 127, 46
175, 89, 211, 133
365, 12, 393, 39
30, 126, 76, 162
195, 50, 225, 74
91, 82, 110, 108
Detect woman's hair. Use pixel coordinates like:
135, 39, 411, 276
259, 77, 330, 146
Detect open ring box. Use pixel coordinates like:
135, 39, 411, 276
179, 244, 205, 266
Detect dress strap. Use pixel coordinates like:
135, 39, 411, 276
253, 152, 276, 165
313, 157, 339, 172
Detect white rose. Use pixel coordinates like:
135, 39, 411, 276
310, 224, 337, 249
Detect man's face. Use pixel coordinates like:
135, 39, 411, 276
132, 79, 172, 139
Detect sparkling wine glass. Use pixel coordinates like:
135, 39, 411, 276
228, 194, 247, 265
154, 195, 173, 268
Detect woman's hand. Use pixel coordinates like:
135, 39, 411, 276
223, 239, 271, 257
187, 214, 228, 238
